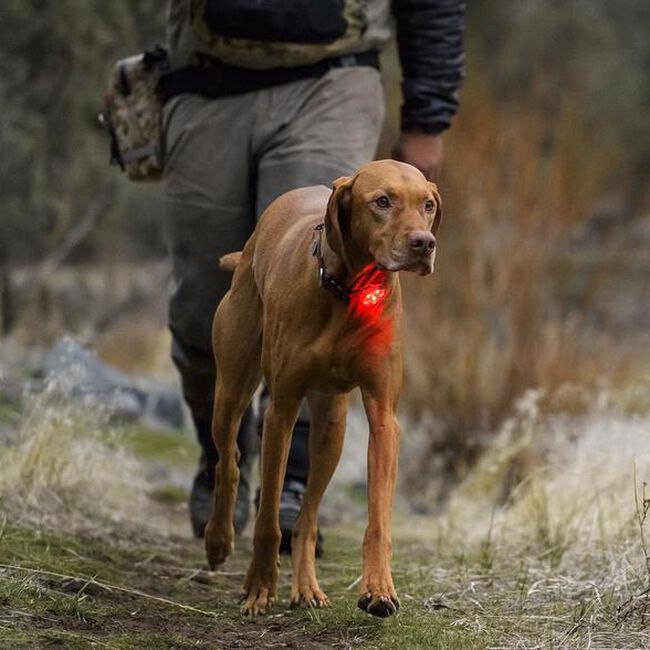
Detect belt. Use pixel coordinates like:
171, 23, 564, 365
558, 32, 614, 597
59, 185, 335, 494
159, 50, 379, 103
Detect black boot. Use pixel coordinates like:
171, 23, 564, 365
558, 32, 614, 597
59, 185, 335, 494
281, 480, 324, 558
253, 480, 323, 557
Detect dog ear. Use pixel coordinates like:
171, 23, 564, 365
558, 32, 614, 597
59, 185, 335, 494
428, 182, 443, 235
325, 175, 355, 272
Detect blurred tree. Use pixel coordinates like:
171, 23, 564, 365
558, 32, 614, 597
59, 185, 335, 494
0, 0, 166, 265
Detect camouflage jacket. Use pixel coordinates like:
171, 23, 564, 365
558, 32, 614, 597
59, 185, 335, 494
167, 0, 465, 134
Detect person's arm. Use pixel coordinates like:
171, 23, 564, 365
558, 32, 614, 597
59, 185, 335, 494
391, 0, 465, 180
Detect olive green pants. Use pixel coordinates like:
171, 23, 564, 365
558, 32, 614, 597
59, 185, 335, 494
162, 65, 384, 480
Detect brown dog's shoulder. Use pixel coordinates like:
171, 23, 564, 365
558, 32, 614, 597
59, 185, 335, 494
219, 252, 242, 273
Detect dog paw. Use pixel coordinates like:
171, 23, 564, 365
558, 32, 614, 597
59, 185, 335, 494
290, 584, 330, 609
357, 591, 400, 618
204, 521, 234, 569
239, 584, 275, 616
239, 562, 279, 616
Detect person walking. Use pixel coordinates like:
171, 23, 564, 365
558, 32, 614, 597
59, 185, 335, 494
161, 0, 465, 551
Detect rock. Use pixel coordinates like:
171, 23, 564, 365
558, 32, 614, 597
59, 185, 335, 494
31, 337, 187, 430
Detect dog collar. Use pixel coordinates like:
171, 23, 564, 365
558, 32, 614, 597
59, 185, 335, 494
312, 223, 351, 303
311, 223, 387, 306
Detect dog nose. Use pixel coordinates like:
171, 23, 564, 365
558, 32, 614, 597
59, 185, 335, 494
408, 231, 436, 252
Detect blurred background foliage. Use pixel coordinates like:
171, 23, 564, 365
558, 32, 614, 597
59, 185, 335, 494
0, 0, 166, 265
1, 0, 648, 266
1, 0, 649, 494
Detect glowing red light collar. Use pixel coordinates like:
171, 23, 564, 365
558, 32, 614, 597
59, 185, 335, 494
311, 223, 387, 306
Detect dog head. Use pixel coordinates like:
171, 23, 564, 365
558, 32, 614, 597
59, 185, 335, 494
325, 160, 442, 276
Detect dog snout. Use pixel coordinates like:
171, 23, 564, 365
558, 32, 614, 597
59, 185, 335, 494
408, 231, 436, 254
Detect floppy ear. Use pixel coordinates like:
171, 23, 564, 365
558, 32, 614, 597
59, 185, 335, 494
325, 175, 355, 272
428, 182, 443, 235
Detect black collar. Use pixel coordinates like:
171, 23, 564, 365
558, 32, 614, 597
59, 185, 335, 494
311, 223, 351, 303
311, 223, 384, 304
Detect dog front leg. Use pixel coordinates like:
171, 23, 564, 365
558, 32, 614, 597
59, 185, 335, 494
358, 389, 400, 617
240, 395, 300, 615
290, 392, 348, 609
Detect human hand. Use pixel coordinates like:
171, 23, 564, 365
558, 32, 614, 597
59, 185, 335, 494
392, 130, 444, 181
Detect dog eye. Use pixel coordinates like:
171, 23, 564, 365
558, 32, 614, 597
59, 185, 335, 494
425, 199, 435, 212
375, 196, 391, 209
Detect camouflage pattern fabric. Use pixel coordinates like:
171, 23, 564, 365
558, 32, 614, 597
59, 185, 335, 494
106, 53, 166, 181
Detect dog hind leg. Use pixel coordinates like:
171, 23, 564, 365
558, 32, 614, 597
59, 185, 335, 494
205, 265, 263, 569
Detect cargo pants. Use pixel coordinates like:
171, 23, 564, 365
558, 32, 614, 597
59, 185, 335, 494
162, 64, 385, 485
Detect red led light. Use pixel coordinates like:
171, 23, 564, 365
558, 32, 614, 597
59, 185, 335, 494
360, 286, 387, 306
347, 268, 393, 355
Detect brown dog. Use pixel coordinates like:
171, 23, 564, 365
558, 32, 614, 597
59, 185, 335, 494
204, 159, 441, 617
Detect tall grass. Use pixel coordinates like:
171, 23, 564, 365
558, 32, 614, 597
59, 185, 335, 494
0, 383, 151, 532
399, 80, 648, 492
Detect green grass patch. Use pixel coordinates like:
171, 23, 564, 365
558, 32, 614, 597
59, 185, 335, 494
150, 484, 189, 505
0, 519, 491, 648
0, 398, 20, 426
118, 425, 200, 470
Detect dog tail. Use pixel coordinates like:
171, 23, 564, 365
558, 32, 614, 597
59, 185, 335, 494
218, 251, 242, 273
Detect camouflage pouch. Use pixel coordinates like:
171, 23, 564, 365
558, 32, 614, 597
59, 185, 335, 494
100, 46, 169, 181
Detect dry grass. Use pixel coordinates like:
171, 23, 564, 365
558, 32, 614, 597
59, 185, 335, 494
0, 381, 159, 533
399, 80, 650, 493
446, 388, 650, 542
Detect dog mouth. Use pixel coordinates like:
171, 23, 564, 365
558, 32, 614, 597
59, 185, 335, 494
404, 260, 434, 275
377, 253, 434, 275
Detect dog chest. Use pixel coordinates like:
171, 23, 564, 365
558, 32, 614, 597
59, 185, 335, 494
303, 326, 396, 394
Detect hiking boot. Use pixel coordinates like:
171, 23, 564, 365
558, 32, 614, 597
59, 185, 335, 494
190, 452, 251, 538
255, 480, 323, 557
